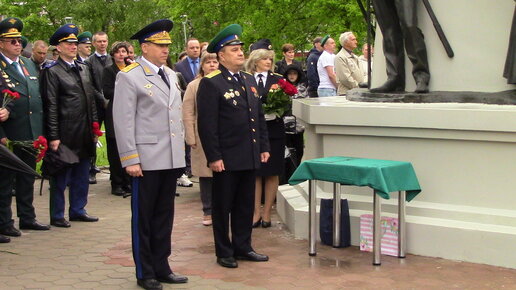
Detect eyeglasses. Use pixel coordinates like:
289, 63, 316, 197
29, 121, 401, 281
1, 38, 22, 45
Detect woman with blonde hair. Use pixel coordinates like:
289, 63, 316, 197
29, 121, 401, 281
245, 39, 285, 228
182, 52, 219, 225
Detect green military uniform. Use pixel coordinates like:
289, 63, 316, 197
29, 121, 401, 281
0, 17, 48, 234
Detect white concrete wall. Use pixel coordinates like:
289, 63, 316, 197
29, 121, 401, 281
277, 97, 516, 268
372, 0, 515, 92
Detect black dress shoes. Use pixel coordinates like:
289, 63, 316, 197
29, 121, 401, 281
217, 257, 238, 268
51, 218, 71, 228
0, 234, 10, 243
20, 220, 50, 230
157, 273, 188, 284
370, 79, 405, 93
252, 218, 262, 228
261, 220, 272, 228
122, 184, 132, 193
89, 173, 97, 184
137, 278, 162, 290
70, 214, 99, 222
415, 80, 429, 93
111, 186, 125, 196
235, 251, 269, 262
0, 225, 21, 237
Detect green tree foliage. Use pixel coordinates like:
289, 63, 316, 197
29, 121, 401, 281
0, 0, 369, 57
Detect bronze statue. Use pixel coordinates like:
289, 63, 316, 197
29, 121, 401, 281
371, 0, 430, 93
504, 4, 516, 84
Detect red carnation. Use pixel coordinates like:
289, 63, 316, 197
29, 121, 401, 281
92, 122, 103, 137
1, 89, 21, 109
33, 136, 48, 162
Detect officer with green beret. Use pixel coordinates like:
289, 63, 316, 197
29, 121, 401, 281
0, 17, 50, 244
197, 24, 270, 268
77, 31, 92, 62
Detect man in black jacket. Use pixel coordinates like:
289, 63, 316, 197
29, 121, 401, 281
197, 24, 270, 269
41, 24, 99, 228
85, 31, 112, 184
306, 36, 323, 97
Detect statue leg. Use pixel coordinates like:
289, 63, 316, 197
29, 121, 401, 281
396, 0, 430, 93
371, 0, 406, 93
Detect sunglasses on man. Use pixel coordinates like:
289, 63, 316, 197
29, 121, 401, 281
1, 38, 22, 45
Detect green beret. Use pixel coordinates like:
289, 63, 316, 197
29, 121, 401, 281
0, 17, 23, 38
321, 35, 330, 46
207, 24, 244, 53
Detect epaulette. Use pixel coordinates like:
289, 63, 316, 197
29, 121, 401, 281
205, 69, 221, 78
272, 72, 283, 77
42, 60, 58, 70
241, 71, 253, 75
121, 62, 140, 73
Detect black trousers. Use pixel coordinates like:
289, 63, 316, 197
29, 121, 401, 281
372, 0, 430, 85
106, 137, 130, 188
212, 169, 255, 258
0, 146, 36, 228
131, 168, 183, 279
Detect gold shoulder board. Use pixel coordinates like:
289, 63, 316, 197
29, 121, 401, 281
121, 62, 140, 73
205, 69, 221, 78
273, 72, 283, 77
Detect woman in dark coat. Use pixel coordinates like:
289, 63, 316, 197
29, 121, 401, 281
274, 43, 303, 75
103, 41, 132, 196
245, 40, 285, 228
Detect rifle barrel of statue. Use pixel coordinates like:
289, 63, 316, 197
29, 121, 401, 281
422, 0, 454, 58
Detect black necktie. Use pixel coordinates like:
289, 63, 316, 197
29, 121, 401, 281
233, 73, 242, 84
257, 73, 264, 91
99, 55, 106, 66
158, 68, 170, 88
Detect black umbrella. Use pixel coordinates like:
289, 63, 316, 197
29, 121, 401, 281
0, 144, 41, 177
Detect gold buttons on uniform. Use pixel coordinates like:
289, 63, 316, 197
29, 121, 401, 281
253, 139, 256, 143
252, 129, 256, 132
171, 133, 175, 137
251, 118, 255, 122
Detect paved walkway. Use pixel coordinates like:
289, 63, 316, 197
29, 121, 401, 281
1, 172, 515, 289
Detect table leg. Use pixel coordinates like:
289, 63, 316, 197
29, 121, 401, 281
398, 191, 406, 258
333, 183, 341, 247
309, 180, 317, 256
373, 191, 382, 265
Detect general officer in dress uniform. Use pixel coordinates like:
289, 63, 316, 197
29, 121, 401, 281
197, 24, 270, 269
112, 19, 188, 290
0, 17, 50, 243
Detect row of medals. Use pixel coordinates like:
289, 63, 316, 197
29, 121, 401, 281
1, 69, 15, 88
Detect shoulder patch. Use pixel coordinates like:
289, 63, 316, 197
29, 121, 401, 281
205, 69, 221, 78
42, 60, 58, 70
121, 62, 140, 73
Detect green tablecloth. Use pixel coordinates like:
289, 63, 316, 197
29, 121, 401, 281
288, 156, 421, 201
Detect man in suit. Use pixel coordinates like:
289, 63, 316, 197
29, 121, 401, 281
174, 38, 200, 187
40, 23, 100, 228
197, 24, 270, 269
112, 19, 188, 290
85, 31, 111, 184
0, 17, 50, 242
371, 0, 430, 93
77, 31, 92, 62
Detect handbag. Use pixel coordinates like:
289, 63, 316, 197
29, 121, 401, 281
319, 198, 351, 247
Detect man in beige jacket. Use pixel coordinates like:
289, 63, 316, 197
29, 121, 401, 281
335, 32, 365, 95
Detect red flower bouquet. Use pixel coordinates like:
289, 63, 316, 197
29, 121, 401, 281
7, 135, 48, 162
92, 122, 103, 137
1, 89, 20, 109
262, 78, 297, 118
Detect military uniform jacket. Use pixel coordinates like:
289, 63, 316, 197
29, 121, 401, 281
40, 58, 98, 158
0, 55, 43, 141
112, 58, 185, 171
197, 65, 269, 171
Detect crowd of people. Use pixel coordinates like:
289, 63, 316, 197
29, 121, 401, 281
0, 15, 373, 290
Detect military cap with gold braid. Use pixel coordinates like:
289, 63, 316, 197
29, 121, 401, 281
0, 17, 23, 38
130, 19, 173, 45
49, 24, 79, 46
207, 24, 244, 53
